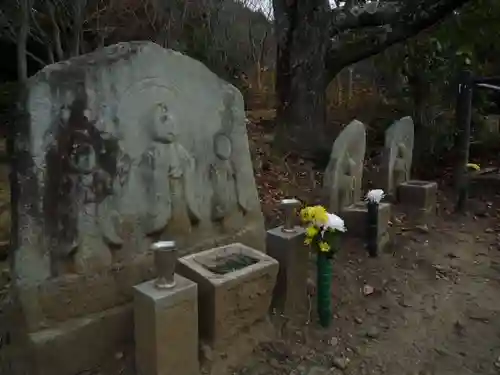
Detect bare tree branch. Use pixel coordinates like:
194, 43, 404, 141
325, 0, 472, 76
329, 2, 402, 34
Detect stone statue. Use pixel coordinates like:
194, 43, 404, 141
323, 120, 366, 213
381, 117, 414, 196
209, 132, 247, 223
139, 103, 201, 237
48, 103, 122, 275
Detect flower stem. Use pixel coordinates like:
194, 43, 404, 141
316, 250, 332, 327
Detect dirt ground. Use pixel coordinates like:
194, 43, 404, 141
232, 192, 500, 375
233, 116, 500, 375
4, 117, 500, 375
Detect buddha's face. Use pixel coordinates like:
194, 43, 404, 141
152, 103, 177, 144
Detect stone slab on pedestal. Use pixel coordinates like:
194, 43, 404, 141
380, 117, 414, 197
341, 202, 391, 250
266, 226, 307, 318
397, 180, 437, 221
177, 243, 278, 349
323, 120, 366, 213
12, 41, 265, 374
134, 275, 199, 375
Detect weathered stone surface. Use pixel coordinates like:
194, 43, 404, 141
381, 116, 414, 196
177, 243, 278, 349
323, 120, 366, 213
14, 41, 263, 287
134, 276, 199, 375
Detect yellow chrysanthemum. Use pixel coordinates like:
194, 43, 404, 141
300, 207, 314, 222
311, 205, 328, 225
305, 225, 319, 238
304, 237, 312, 246
466, 163, 480, 171
318, 241, 330, 252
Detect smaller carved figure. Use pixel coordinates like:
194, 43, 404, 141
209, 132, 247, 222
336, 156, 357, 211
65, 127, 113, 274
98, 144, 132, 247
392, 142, 408, 191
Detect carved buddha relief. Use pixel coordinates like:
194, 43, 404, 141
139, 103, 201, 238
52, 106, 118, 275
323, 120, 366, 213
209, 132, 248, 226
383, 117, 414, 195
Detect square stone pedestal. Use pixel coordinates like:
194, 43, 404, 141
397, 180, 437, 221
134, 275, 199, 375
177, 243, 278, 349
266, 226, 308, 318
341, 202, 391, 250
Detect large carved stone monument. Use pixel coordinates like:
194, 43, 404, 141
380, 116, 414, 197
323, 119, 366, 213
12, 41, 264, 375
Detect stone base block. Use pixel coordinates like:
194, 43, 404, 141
200, 318, 274, 375
341, 202, 391, 250
134, 275, 199, 375
397, 180, 437, 220
177, 243, 278, 349
29, 305, 132, 375
266, 226, 308, 318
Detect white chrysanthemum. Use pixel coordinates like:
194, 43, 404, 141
365, 189, 385, 203
324, 213, 347, 232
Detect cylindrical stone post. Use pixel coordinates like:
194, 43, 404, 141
280, 198, 301, 232
267, 198, 308, 318
152, 241, 177, 289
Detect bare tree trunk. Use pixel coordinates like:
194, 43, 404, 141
47, 1, 65, 61
336, 74, 343, 105
71, 0, 87, 57
17, 0, 31, 83
347, 66, 354, 104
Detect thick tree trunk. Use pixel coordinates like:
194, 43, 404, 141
273, 0, 332, 159
275, 50, 330, 157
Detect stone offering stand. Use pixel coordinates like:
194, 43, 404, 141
135, 242, 279, 375
178, 243, 278, 348
397, 180, 438, 223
